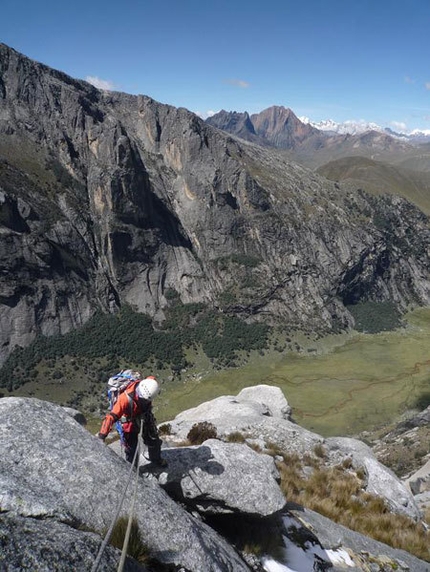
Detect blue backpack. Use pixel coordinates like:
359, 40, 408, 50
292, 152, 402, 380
107, 369, 140, 442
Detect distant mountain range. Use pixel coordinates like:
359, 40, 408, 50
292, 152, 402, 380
300, 117, 430, 142
206, 106, 430, 169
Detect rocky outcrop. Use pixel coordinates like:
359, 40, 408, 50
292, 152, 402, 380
164, 386, 421, 521
406, 458, 430, 519
1, 390, 429, 571
0, 397, 250, 571
282, 507, 430, 572
206, 109, 263, 145
368, 404, 430, 517
165, 387, 323, 456
1, 43, 430, 365
150, 439, 286, 516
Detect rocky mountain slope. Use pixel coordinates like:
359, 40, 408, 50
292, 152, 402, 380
1, 43, 430, 366
1, 386, 429, 571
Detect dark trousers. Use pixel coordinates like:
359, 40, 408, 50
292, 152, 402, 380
123, 430, 162, 464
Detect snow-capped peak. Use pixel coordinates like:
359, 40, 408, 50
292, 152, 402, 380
299, 117, 384, 135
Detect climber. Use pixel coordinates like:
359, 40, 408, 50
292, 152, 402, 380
98, 376, 167, 467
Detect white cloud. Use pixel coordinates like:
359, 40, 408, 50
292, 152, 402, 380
390, 121, 407, 132
425, 82, 430, 90
404, 76, 415, 84
224, 78, 250, 89
85, 75, 115, 91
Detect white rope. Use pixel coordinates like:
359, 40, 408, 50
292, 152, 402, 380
91, 427, 142, 572
117, 423, 144, 572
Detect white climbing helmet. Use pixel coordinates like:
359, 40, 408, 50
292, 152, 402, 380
136, 376, 159, 400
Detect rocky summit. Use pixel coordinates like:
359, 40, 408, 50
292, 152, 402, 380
1, 386, 429, 571
0, 43, 430, 364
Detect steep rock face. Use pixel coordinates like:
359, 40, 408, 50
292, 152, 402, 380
250, 106, 322, 149
206, 109, 263, 145
0, 43, 429, 363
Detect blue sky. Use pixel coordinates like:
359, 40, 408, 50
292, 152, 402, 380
2, 0, 430, 132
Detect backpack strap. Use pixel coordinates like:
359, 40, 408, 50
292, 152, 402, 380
125, 380, 140, 419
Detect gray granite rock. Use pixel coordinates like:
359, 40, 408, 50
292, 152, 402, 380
236, 385, 292, 420
166, 388, 322, 455
152, 439, 286, 516
325, 436, 421, 520
166, 387, 422, 522
0, 397, 250, 572
62, 406, 87, 426
0, 512, 145, 572
406, 458, 430, 495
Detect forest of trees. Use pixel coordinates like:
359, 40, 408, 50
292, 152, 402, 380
0, 301, 270, 391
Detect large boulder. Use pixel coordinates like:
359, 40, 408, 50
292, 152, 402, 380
153, 439, 286, 516
236, 385, 293, 420
165, 385, 322, 455
0, 397, 250, 572
406, 459, 430, 495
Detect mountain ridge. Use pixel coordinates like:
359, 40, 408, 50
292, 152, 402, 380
0, 42, 429, 366
206, 106, 415, 168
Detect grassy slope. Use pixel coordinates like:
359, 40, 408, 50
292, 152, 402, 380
317, 156, 430, 215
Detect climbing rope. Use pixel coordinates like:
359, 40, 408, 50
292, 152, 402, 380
117, 423, 143, 572
91, 422, 144, 572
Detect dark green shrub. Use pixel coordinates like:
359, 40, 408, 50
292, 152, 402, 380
412, 391, 430, 411
187, 421, 218, 445
158, 423, 172, 436
347, 301, 402, 333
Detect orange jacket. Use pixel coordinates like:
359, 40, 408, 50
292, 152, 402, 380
99, 381, 152, 438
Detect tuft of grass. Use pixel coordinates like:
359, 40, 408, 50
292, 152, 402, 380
277, 457, 430, 562
225, 431, 246, 443
313, 443, 326, 458
109, 516, 149, 564
341, 457, 353, 469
